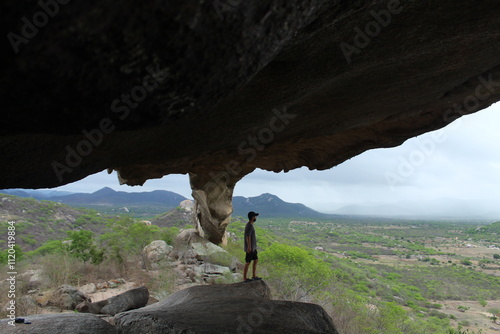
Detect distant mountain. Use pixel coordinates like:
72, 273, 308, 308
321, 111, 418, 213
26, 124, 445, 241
0, 187, 187, 217
0, 188, 74, 199
51, 187, 186, 206
232, 193, 329, 218
0, 194, 112, 251
0, 189, 335, 219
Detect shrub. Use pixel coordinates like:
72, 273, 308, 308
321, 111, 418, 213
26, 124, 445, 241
460, 259, 472, 266
488, 307, 500, 315
458, 320, 470, 327
260, 243, 333, 301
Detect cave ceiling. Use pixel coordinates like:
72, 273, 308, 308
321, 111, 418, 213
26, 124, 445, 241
1, 0, 500, 189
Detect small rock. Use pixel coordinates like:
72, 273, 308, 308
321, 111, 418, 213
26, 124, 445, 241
194, 263, 231, 276
79, 283, 97, 295
232, 273, 243, 281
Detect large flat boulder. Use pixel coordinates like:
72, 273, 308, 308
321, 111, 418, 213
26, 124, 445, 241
76, 286, 149, 316
115, 281, 338, 334
0, 313, 117, 334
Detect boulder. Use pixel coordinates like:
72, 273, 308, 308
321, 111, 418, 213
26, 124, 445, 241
0, 313, 117, 334
179, 200, 194, 212
79, 283, 97, 295
17, 269, 44, 290
144, 240, 173, 263
191, 242, 227, 258
76, 286, 149, 316
193, 263, 231, 276
115, 281, 338, 334
28, 270, 44, 290
45, 285, 89, 310
175, 229, 205, 245
175, 229, 231, 261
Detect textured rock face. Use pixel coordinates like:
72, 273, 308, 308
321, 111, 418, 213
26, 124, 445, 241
2, 2, 500, 241
143, 240, 173, 263
115, 280, 338, 334
0, 313, 117, 334
45, 285, 90, 310
76, 286, 149, 316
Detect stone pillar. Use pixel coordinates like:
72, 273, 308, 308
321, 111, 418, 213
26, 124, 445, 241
189, 169, 248, 245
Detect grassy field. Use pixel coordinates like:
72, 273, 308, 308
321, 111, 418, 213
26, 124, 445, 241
242, 216, 500, 333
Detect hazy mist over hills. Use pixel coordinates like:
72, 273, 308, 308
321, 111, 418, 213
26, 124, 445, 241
1, 188, 498, 220
321, 198, 500, 219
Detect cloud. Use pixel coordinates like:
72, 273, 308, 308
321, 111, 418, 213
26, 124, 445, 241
45, 102, 500, 215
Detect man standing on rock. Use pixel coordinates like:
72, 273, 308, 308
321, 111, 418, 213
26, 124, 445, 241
243, 211, 262, 282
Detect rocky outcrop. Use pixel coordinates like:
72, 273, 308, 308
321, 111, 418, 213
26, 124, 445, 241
173, 229, 234, 263
0, 313, 117, 334
44, 285, 90, 310
171, 228, 237, 285
76, 286, 149, 316
19, 269, 43, 290
115, 280, 338, 334
2, 2, 500, 242
143, 240, 173, 264
1, 282, 338, 333
179, 200, 194, 212
190, 171, 247, 244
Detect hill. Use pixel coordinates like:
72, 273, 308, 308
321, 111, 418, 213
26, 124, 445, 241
150, 200, 194, 229
1, 187, 187, 217
0, 194, 114, 251
1, 188, 334, 219
232, 193, 329, 218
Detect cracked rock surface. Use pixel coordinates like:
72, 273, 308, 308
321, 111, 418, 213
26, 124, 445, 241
1, 1, 499, 189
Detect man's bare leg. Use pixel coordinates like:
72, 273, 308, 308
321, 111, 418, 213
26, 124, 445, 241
252, 259, 258, 278
243, 262, 250, 280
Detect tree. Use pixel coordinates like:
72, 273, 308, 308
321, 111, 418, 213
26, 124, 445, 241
100, 217, 162, 269
66, 230, 104, 264
260, 243, 332, 301
493, 254, 500, 260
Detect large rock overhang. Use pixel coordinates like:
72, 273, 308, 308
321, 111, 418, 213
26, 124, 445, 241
1, 0, 500, 189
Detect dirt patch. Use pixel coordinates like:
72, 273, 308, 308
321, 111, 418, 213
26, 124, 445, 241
437, 300, 500, 334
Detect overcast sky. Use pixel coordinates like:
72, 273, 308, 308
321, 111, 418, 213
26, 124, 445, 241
50, 103, 500, 214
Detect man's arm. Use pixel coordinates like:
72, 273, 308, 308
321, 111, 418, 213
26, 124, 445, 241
246, 235, 252, 253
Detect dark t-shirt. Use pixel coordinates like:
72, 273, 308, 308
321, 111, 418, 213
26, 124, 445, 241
244, 222, 257, 252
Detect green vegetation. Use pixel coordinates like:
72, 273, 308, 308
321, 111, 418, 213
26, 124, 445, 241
1, 197, 498, 333
226, 216, 499, 333
66, 230, 104, 264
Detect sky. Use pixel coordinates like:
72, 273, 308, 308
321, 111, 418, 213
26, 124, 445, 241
49, 103, 500, 214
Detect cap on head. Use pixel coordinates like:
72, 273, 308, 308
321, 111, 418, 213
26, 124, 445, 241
248, 211, 259, 220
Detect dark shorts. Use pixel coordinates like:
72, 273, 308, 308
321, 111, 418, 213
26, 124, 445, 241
245, 250, 258, 263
